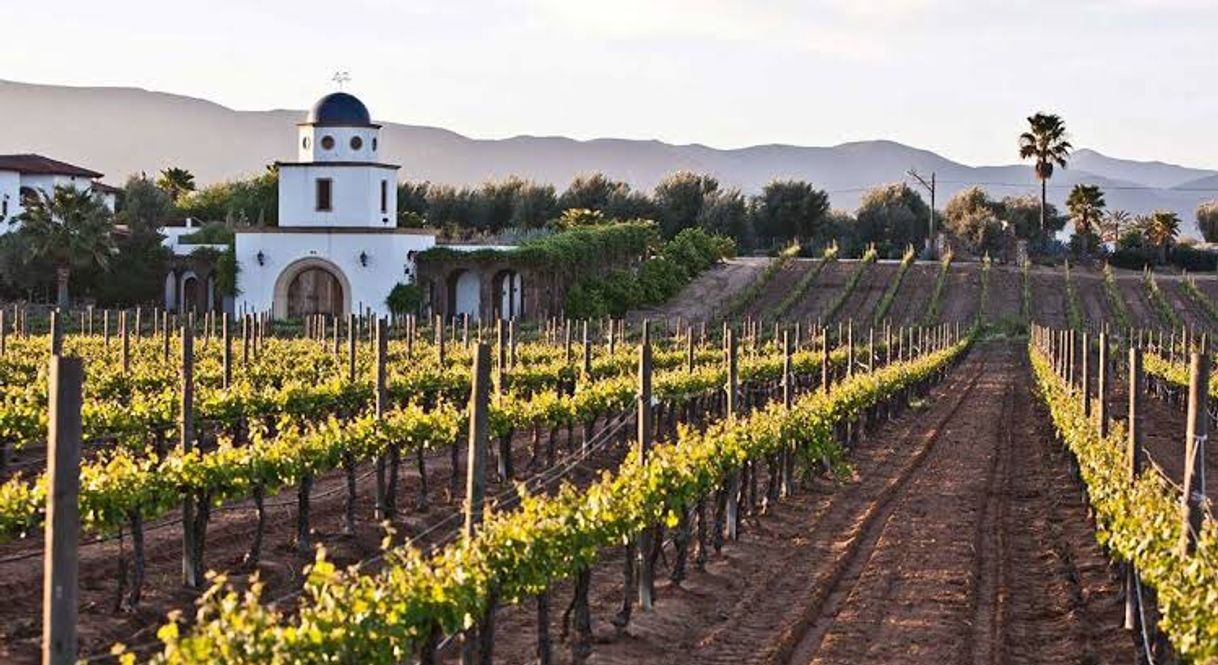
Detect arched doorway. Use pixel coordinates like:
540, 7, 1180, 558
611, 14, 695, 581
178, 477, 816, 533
287, 267, 344, 317
493, 270, 523, 320
446, 269, 480, 319
163, 272, 177, 311
272, 257, 352, 319
181, 274, 199, 313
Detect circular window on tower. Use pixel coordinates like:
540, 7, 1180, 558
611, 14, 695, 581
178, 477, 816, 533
320, 135, 335, 150
350, 136, 364, 151
302, 136, 311, 149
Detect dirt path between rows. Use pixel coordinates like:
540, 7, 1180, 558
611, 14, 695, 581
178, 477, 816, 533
460, 343, 1133, 664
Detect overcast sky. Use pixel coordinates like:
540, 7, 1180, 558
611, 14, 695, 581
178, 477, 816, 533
4, 0, 1215, 168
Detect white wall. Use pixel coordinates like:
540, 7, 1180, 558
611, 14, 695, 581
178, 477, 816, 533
297, 126, 382, 163
0, 171, 111, 234
278, 164, 397, 228
0, 171, 18, 231
234, 229, 436, 318
454, 270, 480, 318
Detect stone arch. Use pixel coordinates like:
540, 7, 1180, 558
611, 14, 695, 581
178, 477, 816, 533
164, 271, 177, 311
180, 270, 200, 313
492, 269, 523, 320
446, 268, 481, 319
272, 257, 352, 319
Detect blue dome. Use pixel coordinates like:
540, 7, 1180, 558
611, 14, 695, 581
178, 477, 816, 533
307, 92, 372, 126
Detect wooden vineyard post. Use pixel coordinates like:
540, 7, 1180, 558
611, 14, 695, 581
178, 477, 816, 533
581, 320, 592, 378
1098, 332, 1109, 438
462, 342, 491, 665
1180, 348, 1208, 555
221, 313, 232, 390
637, 322, 655, 610
49, 310, 62, 356
847, 320, 855, 378
1126, 346, 1144, 630
120, 311, 130, 374
564, 319, 572, 365
0, 309, 5, 355
180, 325, 203, 588
1082, 332, 1092, 417
375, 318, 391, 520
435, 314, 446, 366
42, 355, 83, 665
782, 329, 795, 498
686, 326, 695, 373
725, 329, 740, 541
496, 320, 507, 396
821, 326, 830, 392
509, 318, 518, 369
347, 313, 357, 382
162, 311, 170, 362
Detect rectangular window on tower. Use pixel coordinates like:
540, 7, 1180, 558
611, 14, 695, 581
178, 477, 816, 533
316, 178, 332, 212
380, 180, 388, 213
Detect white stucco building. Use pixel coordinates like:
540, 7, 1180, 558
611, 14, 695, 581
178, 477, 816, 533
235, 92, 436, 319
0, 154, 117, 229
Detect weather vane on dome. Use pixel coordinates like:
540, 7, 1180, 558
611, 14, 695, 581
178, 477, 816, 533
332, 70, 351, 90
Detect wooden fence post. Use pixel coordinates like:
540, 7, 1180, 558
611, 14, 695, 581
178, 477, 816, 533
222, 313, 232, 390
782, 329, 795, 497
1098, 332, 1109, 438
180, 325, 202, 588
462, 342, 491, 665
1180, 348, 1208, 555
121, 311, 130, 374
435, 315, 446, 366
42, 355, 83, 665
347, 313, 357, 382
49, 310, 62, 356
725, 329, 740, 541
581, 320, 591, 378
1126, 346, 1143, 630
1082, 332, 1092, 417
637, 322, 654, 610
375, 318, 391, 520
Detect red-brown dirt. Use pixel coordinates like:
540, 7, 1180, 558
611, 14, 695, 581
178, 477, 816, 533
0, 415, 637, 663
448, 343, 1134, 665
745, 259, 816, 319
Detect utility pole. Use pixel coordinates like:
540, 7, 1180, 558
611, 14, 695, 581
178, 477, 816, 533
907, 169, 936, 259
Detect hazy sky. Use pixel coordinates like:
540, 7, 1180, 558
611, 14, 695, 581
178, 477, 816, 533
5, 0, 1216, 167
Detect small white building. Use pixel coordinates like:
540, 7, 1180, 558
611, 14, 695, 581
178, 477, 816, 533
235, 92, 436, 319
0, 154, 117, 228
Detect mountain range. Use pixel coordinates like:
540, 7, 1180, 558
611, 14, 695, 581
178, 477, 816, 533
2, 79, 1216, 237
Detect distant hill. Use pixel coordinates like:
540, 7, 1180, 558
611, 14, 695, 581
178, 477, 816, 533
2, 79, 1217, 236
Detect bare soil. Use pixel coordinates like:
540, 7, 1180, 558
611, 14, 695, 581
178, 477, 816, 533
630, 258, 768, 323
785, 262, 853, 325
887, 263, 939, 327
837, 262, 897, 326
982, 266, 1023, 326
939, 263, 982, 325
1028, 268, 1068, 328
745, 260, 816, 319
458, 343, 1134, 665
0, 415, 635, 663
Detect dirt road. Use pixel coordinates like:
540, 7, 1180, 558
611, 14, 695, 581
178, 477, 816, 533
473, 342, 1134, 665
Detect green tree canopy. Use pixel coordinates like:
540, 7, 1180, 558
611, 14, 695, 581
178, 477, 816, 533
1196, 201, 1218, 243
943, 186, 1005, 255
13, 185, 116, 307
1018, 112, 1072, 232
157, 167, 197, 203
853, 183, 930, 257
1065, 184, 1106, 256
752, 180, 830, 248
653, 171, 720, 238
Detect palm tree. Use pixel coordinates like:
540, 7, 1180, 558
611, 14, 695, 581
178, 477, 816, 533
157, 167, 196, 203
1100, 209, 1130, 245
13, 186, 116, 308
1018, 113, 1073, 233
1143, 210, 1181, 264
1065, 184, 1105, 256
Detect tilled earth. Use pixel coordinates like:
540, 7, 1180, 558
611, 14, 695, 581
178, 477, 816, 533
454, 342, 1135, 664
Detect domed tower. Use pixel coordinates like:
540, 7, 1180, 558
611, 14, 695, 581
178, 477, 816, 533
278, 91, 398, 228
